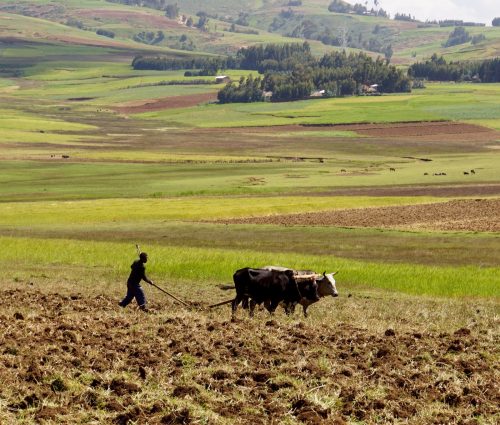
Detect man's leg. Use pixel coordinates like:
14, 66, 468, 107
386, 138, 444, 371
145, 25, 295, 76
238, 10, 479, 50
134, 286, 147, 311
119, 283, 134, 307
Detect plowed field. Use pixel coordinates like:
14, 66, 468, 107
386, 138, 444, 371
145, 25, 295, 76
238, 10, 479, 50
1, 289, 498, 424
217, 199, 500, 232
114, 93, 218, 114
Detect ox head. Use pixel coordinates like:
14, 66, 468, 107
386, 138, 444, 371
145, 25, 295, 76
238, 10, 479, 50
317, 271, 338, 297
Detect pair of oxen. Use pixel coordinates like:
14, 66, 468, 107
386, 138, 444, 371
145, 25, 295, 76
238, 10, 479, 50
230, 266, 338, 317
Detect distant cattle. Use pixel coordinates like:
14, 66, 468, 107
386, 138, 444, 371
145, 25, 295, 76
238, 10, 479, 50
464, 171, 469, 175
340, 169, 346, 173
470, 169, 476, 174
389, 167, 396, 172
231, 268, 319, 318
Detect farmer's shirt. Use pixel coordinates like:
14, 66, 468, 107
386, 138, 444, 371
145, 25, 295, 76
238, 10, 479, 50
127, 260, 149, 286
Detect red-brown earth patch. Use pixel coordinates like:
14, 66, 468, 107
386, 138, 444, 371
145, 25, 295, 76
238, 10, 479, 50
114, 92, 218, 114
77, 8, 183, 29
202, 121, 499, 143
330, 121, 495, 139
213, 198, 500, 232
0, 289, 498, 424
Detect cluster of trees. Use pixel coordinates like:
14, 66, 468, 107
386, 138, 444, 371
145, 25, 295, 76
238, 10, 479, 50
236, 42, 315, 72
132, 56, 230, 72
269, 9, 392, 55
165, 3, 179, 19
327, 0, 388, 18
217, 44, 411, 103
133, 31, 165, 45
408, 54, 500, 82
133, 41, 410, 102
96, 29, 115, 38
492, 18, 500, 26
471, 34, 486, 45
443, 27, 471, 47
394, 13, 415, 22
228, 23, 259, 35
66, 18, 85, 29
438, 20, 485, 27
218, 76, 263, 103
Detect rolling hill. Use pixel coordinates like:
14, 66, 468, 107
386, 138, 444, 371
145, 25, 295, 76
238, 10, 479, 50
1, 0, 499, 65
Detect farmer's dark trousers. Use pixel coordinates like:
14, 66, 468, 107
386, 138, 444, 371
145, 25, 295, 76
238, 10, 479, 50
119, 283, 146, 309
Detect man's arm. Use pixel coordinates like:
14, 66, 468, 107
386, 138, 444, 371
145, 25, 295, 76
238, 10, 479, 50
142, 270, 154, 285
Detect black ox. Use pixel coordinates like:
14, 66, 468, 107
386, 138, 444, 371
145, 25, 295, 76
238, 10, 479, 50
232, 267, 319, 317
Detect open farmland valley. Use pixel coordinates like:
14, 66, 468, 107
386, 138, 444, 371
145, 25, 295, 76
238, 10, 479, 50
0, 0, 499, 423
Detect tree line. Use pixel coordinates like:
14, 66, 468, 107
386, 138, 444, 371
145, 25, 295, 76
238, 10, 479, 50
134, 42, 411, 103
217, 43, 410, 103
409, 54, 500, 82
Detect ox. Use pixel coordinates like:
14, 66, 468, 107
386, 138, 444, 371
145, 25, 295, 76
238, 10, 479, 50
293, 271, 338, 317
232, 268, 319, 317
263, 266, 338, 317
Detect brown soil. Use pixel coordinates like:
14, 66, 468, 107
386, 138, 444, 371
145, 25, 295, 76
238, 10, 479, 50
0, 289, 498, 424
203, 121, 498, 143
330, 121, 495, 138
77, 9, 183, 29
114, 92, 218, 114
215, 198, 500, 232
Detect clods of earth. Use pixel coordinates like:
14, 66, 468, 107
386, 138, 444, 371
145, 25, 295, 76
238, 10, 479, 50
0, 289, 498, 424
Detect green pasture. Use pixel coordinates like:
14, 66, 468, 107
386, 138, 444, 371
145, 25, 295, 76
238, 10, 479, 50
394, 25, 500, 63
0, 155, 498, 201
0, 109, 95, 132
12, 65, 248, 105
136, 83, 500, 129
0, 78, 15, 88
1, 236, 498, 299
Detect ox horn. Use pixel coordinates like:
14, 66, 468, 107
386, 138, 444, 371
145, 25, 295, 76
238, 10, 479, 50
322, 271, 326, 276
331, 271, 339, 276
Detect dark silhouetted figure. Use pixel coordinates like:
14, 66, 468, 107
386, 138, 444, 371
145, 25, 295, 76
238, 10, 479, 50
119, 252, 154, 311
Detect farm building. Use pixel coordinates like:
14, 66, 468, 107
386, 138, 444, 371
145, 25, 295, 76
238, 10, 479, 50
215, 75, 231, 83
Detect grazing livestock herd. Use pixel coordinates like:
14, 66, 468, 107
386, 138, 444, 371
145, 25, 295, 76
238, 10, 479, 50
229, 266, 338, 318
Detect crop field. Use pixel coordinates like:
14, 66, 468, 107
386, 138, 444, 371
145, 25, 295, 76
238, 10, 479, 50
0, 27, 499, 423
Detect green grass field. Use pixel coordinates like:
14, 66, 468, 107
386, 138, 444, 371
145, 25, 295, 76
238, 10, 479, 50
0, 10, 499, 305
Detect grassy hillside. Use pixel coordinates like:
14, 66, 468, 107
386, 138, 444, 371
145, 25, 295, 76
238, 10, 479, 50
1, 0, 499, 62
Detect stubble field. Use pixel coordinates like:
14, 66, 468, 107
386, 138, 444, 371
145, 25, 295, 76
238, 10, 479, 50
1, 285, 498, 425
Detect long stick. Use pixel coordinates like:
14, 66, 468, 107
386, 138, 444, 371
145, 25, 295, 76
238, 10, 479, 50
151, 282, 190, 307
209, 298, 234, 308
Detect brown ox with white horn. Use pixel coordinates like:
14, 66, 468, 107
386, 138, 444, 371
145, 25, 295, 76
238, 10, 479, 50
295, 271, 338, 317
263, 267, 339, 317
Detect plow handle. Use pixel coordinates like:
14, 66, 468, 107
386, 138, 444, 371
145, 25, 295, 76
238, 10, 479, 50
151, 282, 190, 307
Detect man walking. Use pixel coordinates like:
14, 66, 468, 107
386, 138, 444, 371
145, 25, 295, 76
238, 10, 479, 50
119, 252, 154, 311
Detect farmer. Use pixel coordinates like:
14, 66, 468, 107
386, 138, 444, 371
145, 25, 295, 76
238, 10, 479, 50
119, 252, 154, 311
